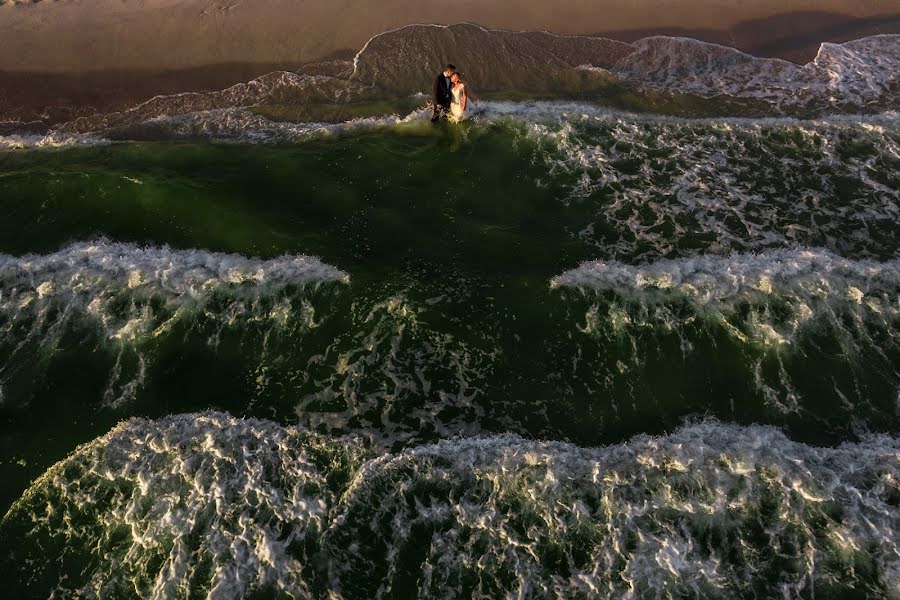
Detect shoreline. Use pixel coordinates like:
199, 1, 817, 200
0, 18, 897, 127
0, 2, 896, 73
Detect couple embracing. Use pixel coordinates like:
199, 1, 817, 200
431, 64, 468, 123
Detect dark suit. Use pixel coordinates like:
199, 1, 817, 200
432, 72, 452, 121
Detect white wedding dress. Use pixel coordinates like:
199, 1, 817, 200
449, 85, 465, 122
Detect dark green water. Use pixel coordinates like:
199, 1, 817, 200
0, 110, 898, 598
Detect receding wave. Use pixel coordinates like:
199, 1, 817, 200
614, 34, 900, 110
346, 25, 898, 113
0, 240, 348, 407
50, 72, 368, 137
2, 413, 897, 598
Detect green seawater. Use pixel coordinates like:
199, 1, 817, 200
0, 112, 898, 598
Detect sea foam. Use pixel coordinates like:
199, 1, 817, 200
0, 240, 349, 406
615, 34, 900, 110
551, 249, 900, 415
2, 414, 897, 598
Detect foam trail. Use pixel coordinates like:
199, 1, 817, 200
524, 110, 899, 260
2, 414, 898, 598
294, 274, 503, 447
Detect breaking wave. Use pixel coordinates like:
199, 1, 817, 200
0, 240, 349, 407
2, 413, 897, 598
551, 249, 900, 419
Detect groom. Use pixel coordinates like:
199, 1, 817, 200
431, 64, 456, 122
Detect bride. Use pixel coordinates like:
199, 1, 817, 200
448, 72, 467, 123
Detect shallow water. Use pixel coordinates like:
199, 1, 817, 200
0, 84, 898, 597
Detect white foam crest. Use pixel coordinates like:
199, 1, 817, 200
0, 240, 349, 405
0, 239, 348, 303
0, 131, 111, 149
552, 248, 900, 306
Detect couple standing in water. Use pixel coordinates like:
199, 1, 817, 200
432, 64, 468, 123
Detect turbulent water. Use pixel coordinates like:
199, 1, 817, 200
1, 23, 899, 599
3, 414, 898, 598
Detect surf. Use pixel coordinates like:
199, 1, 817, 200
2, 413, 897, 598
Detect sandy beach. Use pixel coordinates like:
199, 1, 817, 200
1, 0, 897, 72
0, 1, 897, 122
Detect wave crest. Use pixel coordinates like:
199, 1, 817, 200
551, 249, 900, 415
0, 240, 349, 407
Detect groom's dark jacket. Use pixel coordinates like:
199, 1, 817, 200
433, 72, 452, 109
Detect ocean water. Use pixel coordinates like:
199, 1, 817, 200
1, 25, 899, 599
